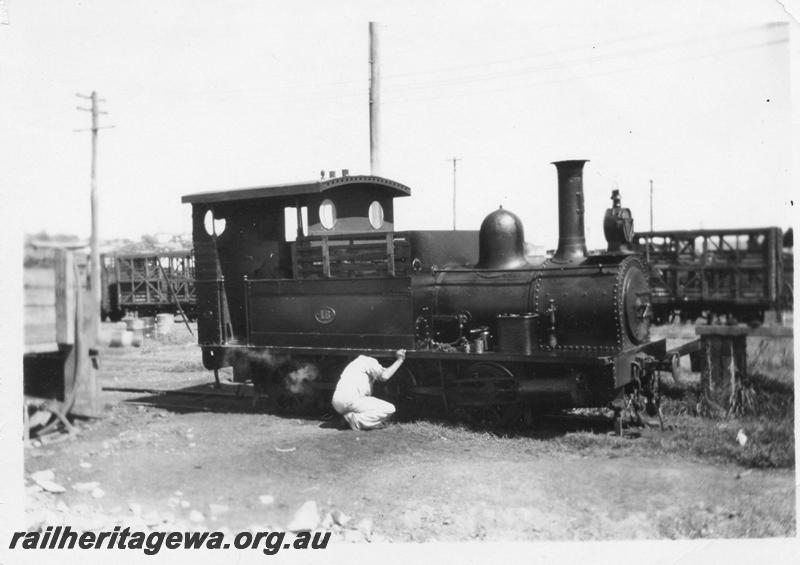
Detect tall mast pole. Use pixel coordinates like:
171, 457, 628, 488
77, 91, 109, 343
90, 92, 99, 338
649, 179, 654, 232
369, 22, 380, 175
449, 157, 461, 230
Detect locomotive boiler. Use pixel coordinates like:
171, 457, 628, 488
182, 160, 667, 423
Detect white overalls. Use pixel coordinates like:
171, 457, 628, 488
331, 355, 396, 430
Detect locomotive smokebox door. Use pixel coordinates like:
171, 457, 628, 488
622, 266, 652, 344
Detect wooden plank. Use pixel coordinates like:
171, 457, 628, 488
299, 251, 411, 264
321, 238, 331, 278
330, 250, 394, 261
386, 233, 395, 276
696, 325, 793, 338
330, 263, 389, 273
290, 241, 299, 279
55, 249, 75, 345
71, 264, 100, 418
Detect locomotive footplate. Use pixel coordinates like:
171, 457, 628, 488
213, 338, 668, 410
215, 340, 665, 366
213, 344, 641, 365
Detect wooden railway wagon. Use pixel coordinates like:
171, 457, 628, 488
631, 227, 786, 325
101, 250, 197, 321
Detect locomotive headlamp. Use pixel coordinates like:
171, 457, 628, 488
604, 189, 634, 253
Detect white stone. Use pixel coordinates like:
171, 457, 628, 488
259, 495, 275, 505
355, 518, 373, 539
91, 488, 105, 499
209, 503, 229, 515
332, 509, 351, 527
74, 481, 100, 493
31, 469, 55, 483
342, 529, 366, 543
736, 429, 748, 446
189, 510, 205, 523
286, 500, 320, 532
36, 480, 66, 494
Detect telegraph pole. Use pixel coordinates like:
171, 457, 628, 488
449, 157, 461, 230
76, 91, 112, 343
369, 22, 380, 175
649, 179, 654, 232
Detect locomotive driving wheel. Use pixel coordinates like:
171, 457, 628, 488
448, 362, 522, 427
375, 364, 418, 417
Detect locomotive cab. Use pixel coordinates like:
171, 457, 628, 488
182, 172, 480, 365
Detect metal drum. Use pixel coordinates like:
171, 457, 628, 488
496, 313, 538, 355
156, 313, 174, 337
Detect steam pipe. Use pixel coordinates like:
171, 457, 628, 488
552, 159, 589, 262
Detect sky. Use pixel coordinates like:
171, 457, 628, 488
0, 0, 797, 252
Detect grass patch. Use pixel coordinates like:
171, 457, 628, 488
656, 415, 793, 469
394, 370, 794, 470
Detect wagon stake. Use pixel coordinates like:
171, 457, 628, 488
157, 261, 194, 336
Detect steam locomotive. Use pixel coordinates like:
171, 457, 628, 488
182, 160, 667, 422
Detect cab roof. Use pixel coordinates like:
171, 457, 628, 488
182, 175, 410, 204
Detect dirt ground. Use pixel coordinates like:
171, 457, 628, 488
22, 321, 795, 542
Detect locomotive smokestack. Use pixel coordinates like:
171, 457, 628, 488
553, 159, 589, 262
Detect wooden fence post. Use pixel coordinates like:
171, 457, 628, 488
55, 249, 75, 345
66, 252, 100, 418
696, 325, 792, 417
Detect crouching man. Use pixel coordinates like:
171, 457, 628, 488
331, 350, 406, 431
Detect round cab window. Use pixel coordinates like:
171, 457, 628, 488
319, 199, 337, 230
203, 210, 226, 236
368, 201, 384, 229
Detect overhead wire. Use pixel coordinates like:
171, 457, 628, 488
380, 24, 775, 94
118, 24, 786, 113
126, 23, 764, 103
382, 37, 788, 106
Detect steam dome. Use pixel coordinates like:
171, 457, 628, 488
476, 207, 528, 269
